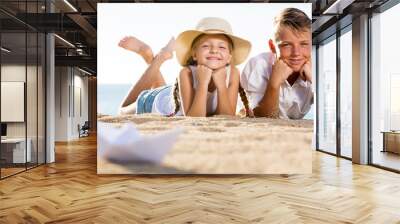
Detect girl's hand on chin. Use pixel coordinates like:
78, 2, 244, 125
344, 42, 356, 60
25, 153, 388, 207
196, 64, 213, 87
211, 67, 227, 89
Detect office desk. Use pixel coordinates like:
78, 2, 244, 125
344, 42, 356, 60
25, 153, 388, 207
1, 138, 31, 163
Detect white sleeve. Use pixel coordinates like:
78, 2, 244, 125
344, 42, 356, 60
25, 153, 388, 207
240, 56, 268, 94
240, 53, 272, 109
298, 83, 314, 117
286, 82, 314, 120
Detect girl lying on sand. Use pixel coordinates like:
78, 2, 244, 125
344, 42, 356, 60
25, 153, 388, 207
118, 17, 253, 117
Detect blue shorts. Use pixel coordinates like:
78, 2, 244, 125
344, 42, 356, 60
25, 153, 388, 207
136, 85, 173, 114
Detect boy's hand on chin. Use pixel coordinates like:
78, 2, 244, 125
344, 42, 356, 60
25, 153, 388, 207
300, 60, 312, 83
211, 67, 227, 89
270, 59, 293, 88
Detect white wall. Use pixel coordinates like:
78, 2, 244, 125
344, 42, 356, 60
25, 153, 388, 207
55, 67, 89, 141
55, 66, 70, 141
73, 73, 89, 137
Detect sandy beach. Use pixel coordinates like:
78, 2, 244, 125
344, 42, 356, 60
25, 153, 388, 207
97, 114, 313, 174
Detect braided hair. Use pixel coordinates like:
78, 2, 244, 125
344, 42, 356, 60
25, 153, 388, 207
169, 78, 181, 117
238, 84, 254, 117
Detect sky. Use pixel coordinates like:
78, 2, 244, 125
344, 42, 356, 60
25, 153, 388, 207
97, 3, 311, 85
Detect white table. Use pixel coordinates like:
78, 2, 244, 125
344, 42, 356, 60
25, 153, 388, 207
1, 138, 31, 163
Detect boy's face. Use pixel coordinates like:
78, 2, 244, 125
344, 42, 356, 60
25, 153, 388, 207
271, 26, 311, 72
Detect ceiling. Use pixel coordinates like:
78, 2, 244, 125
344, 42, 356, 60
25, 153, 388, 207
0, 0, 393, 75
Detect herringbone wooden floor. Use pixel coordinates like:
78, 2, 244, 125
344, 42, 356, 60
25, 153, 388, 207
1, 135, 400, 223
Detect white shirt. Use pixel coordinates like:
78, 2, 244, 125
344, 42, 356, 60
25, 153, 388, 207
240, 52, 314, 119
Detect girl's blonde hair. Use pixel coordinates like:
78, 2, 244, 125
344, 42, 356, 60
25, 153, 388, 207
169, 34, 253, 117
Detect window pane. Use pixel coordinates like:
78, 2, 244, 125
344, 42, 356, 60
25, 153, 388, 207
317, 36, 337, 154
371, 3, 400, 171
1, 30, 27, 177
340, 28, 352, 158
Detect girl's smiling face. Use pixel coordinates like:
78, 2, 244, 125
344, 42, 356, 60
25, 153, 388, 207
192, 34, 232, 70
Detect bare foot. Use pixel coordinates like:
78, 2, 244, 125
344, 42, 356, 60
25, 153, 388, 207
155, 37, 175, 62
118, 36, 153, 64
